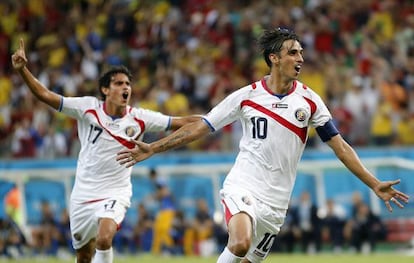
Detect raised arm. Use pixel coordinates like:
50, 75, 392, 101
117, 119, 210, 167
326, 134, 409, 212
11, 39, 61, 110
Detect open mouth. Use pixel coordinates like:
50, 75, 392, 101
122, 92, 129, 100
294, 65, 301, 73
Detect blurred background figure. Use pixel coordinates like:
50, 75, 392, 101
294, 191, 322, 254
344, 202, 387, 254
148, 168, 176, 255
318, 199, 347, 252
132, 203, 154, 254
192, 198, 217, 257
273, 205, 299, 253
30, 200, 60, 256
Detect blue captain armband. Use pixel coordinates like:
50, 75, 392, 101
315, 120, 339, 142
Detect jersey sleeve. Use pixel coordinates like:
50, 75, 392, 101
308, 90, 332, 128
133, 108, 171, 132
60, 96, 99, 119
203, 87, 247, 131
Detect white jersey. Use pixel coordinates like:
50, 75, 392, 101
203, 78, 331, 209
59, 96, 170, 205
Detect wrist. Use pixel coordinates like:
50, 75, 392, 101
17, 66, 27, 73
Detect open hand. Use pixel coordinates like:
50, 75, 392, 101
373, 179, 409, 212
117, 140, 154, 168
11, 39, 28, 70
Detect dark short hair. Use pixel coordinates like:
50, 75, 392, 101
257, 28, 301, 67
98, 65, 132, 100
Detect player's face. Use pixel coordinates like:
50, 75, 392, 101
276, 40, 304, 80
103, 73, 131, 113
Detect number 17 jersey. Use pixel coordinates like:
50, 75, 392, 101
59, 96, 170, 204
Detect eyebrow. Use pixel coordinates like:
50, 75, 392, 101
112, 79, 130, 85
287, 47, 303, 53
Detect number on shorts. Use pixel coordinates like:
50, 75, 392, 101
256, 232, 276, 253
87, 124, 103, 144
104, 200, 116, 211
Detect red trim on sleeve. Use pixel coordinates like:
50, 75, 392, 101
133, 118, 145, 138
303, 96, 317, 117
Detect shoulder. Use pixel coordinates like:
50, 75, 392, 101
63, 96, 99, 104
294, 81, 316, 95
293, 80, 324, 101
229, 80, 262, 98
128, 105, 163, 116
61, 96, 101, 111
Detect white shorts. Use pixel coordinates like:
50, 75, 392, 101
220, 189, 286, 263
69, 197, 129, 250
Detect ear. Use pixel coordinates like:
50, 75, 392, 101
269, 53, 279, 64
101, 86, 109, 96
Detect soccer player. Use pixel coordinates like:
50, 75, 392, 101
117, 28, 410, 263
11, 39, 200, 263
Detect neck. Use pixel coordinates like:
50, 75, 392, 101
103, 102, 126, 117
266, 75, 293, 95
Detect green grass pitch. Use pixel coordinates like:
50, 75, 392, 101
7, 252, 414, 263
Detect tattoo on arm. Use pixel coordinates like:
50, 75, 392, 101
159, 130, 192, 152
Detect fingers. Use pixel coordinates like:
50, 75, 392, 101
117, 153, 135, 167
385, 200, 393, 213
390, 197, 404, 209
384, 193, 409, 212
11, 39, 28, 69
131, 140, 149, 151
20, 38, 25, 50
394, 192, 410, 203
389, 179, 401, 187
116, 152, 130, 162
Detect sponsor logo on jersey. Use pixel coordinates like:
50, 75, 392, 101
106, 122, 120, 128
125, 126, 139, 138
295, 108, 307, 122
272, 103, 288, 108
242, 196, 252, 205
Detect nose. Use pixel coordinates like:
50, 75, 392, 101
298, 53, 304, 63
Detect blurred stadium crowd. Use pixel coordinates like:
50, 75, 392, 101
1, 0, 414, 159
2, 0, 414, 259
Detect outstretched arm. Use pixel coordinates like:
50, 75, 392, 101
326, 134, 409, 212
169, 115, 203, 130
11, 39, 61, 110
117, 119, 210, 167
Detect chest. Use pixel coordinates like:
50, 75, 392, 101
83, 109, 143, 141
241, 95, 313, 128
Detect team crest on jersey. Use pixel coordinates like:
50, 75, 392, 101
125, 126, 139, 138
294, 108, 307, 122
